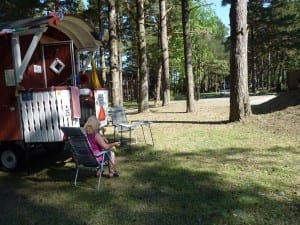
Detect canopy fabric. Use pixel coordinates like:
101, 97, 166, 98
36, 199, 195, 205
0, 14, 58, 36
0, 14, 101, 50
50, 15, 101, 51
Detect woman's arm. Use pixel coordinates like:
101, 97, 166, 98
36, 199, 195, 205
94, 133, 120, 150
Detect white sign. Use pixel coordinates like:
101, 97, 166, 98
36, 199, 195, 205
4, 69, 16, 86
33, 64, 42, 73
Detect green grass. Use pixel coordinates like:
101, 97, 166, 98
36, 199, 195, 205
0, 99, 299, 225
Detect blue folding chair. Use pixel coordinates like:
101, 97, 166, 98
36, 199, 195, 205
61, 127, 116, 191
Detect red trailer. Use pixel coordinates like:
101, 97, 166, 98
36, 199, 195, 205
0, 14, 108, 171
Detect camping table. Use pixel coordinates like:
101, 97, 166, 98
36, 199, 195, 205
119, 120, 154, 146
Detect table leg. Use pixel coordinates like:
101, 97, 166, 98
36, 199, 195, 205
148, 124, 154, 146
141, 125, 147, 144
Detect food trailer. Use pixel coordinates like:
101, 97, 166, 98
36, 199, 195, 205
0, 13, 108, 171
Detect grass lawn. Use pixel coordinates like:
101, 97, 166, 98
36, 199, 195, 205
0, 92, 299, 225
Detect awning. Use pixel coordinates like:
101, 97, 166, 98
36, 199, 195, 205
0, 14, 101, 51
50, 15, 101, 51
0, 14, 59, 36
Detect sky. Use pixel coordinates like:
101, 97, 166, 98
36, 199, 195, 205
206, 0, 230, 28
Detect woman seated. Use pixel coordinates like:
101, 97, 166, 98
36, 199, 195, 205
83, 115, 120, 178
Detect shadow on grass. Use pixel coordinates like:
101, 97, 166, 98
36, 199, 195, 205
252, 90, 300, 114
151, 120, 230, 125
0, 185, 87, 225
174, 146, 300, 166
0, 156, 87, 225
0, 142, 119, 225
107, 146, 299, 225
24, 144, 73, 174
0, 144, 299, 225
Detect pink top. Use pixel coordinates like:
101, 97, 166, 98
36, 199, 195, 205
87, 132, 104, 161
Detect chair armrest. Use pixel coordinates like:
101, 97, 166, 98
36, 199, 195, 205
119, 123, 133, 128
140, 120, 152, 126
94, 150, 111, 157
119, 122, 140, 128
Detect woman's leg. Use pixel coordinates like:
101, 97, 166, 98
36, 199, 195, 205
109, 151, 115, 173
108, 151, 119, 177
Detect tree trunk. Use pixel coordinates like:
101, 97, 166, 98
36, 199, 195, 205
267, 51, 271, 90
159, 0, 171, 106
181, 0, 195, 112
155, 60, 162, 106
136, 0, 149, 112
97, 0, 107, 85
276, 63, 283, 91
108, 0, 121, 106
100, 47, 106, 84
249, 25, 257, 93
116, 2, 123, 105
229, 0, 251, 121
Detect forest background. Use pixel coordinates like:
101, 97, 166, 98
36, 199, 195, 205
1, 0, 300, 112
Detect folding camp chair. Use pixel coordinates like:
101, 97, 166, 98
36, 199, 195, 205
111, 106, 142, 145
111, 106, 154, 146
61, 127, 117, 191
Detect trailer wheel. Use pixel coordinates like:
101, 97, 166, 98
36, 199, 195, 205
0, 145, 24, 171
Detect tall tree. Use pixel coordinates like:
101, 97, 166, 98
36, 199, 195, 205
136, 0, 149, 112
108, 0, 121, 106
247, 0, 300, 92
99, 0, 108, 85
86, 0, 108, 84
227, 0, 251, 121
181, 0, 195, 112
159, 0, 171, 106
39, 0, 84, 14
116, 1, 124, 105
0, 0, 40, 22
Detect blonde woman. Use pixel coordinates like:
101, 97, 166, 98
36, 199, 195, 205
83, 115, 120, 177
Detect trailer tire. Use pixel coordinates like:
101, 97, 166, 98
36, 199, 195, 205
0, 145, 25, 172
